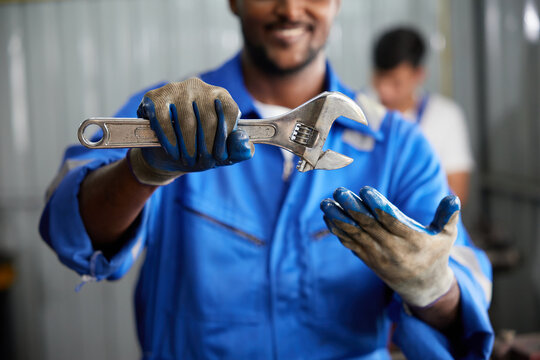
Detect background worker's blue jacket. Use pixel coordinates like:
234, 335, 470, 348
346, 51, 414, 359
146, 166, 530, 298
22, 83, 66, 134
40, 53, 494, 359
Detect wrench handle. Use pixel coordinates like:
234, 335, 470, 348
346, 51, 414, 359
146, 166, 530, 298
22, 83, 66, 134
78, 118, 280, 149
236, 119, 276, 141
78, 118, 159, 148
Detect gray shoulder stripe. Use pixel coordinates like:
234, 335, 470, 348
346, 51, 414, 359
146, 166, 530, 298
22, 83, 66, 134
450, 245, 493, 304
355, 93, 386, 132
341, 94, 387, 152
342, 129, 375, 151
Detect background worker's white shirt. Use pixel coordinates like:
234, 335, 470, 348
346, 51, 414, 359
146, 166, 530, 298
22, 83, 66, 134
404, 93, 475, 174
367, 88, 475, 175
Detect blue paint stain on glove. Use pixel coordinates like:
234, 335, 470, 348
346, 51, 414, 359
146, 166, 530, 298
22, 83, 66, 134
321, 186, 461, 237
135, 91, 253, 174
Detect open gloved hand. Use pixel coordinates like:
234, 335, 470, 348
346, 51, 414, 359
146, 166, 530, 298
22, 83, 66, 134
128, 78, 254, 186
321, 186, 459, 308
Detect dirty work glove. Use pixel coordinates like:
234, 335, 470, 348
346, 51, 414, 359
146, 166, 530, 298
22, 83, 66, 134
321, 186, 459, 308
128, 78, 254, 186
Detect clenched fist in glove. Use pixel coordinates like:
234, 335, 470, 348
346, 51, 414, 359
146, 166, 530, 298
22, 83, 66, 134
321, 186, 459, 308
128, 78, 254, 186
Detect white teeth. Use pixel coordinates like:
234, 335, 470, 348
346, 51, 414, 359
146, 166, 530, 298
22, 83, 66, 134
276, 28, 305, 38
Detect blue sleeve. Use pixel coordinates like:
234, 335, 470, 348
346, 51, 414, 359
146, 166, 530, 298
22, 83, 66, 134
37, 83, 165, 283
389, 263, 493, 359
38, 145, 150, 282
384, 113, 494, 358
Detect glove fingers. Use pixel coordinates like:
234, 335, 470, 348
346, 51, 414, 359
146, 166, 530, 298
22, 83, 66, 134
170, 104, 196, 167
139, 78, 244, 174
139, 96, 180, 160
192, 79, 236, 159
323, 215, 351, 240
213, 99, 229, 162
430, 195, 461, 233
174, 93, 198, 159
320, 198, 357, 227
193, 102, 215, 168
214, 90, 240, 133
324, 216, 371, 259
320, 198, 378, 251
331, 187, 400, 247
226, 130, 254, 164
213, 88, 241, 164
359, 186, 425, 236
321, 209, 381, 268
332, 187, 374, 224
194, 102, 217, 160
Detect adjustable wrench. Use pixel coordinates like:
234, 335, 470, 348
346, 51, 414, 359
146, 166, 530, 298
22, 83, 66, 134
78, 91, 368, 172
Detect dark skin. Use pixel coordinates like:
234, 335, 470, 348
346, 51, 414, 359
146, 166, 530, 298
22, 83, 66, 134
79, 157, 157, 248
80, 0, 460, 337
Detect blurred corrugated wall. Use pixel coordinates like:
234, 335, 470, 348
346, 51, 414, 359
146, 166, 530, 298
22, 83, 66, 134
3, 0, 533, 359
474, 0, 540, 335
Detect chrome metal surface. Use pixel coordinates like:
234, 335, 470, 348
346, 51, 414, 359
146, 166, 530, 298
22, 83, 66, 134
78, 118, 158, 148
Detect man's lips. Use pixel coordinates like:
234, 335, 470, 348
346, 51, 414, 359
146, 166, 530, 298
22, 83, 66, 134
266, 23, 312, 44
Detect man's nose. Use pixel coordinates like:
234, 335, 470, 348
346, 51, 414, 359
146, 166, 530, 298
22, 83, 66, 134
275, 0, 304, 21
376, 83, 396, 104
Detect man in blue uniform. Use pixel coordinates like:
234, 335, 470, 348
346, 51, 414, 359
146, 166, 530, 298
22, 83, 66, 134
40, 0, 493, 358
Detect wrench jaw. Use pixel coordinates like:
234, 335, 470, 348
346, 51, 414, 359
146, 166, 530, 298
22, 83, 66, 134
320, 92, 369, 127
296, 151, 353, 172
294, 92, 368, 172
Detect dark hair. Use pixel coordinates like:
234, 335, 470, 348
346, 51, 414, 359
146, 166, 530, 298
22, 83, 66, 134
373, 27, 426, 70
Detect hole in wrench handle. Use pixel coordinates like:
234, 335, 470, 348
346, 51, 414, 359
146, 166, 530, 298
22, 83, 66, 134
77, 118, 160, 149
79, 121, 105, 148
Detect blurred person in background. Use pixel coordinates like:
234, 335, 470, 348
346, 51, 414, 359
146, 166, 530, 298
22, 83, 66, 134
39, 1, 492, 358
371, 27, 474, 205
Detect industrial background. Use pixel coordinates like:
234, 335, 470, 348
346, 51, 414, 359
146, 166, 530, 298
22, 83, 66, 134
0, 0, 538, 359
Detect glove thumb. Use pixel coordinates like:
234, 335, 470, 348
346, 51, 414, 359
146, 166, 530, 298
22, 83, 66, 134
430, 195, 461, 233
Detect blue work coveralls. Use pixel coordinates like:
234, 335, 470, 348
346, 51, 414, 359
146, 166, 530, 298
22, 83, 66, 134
40, 53, 494, 359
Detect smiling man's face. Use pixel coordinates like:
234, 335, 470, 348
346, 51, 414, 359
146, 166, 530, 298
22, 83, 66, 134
229, 0, 341, 75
